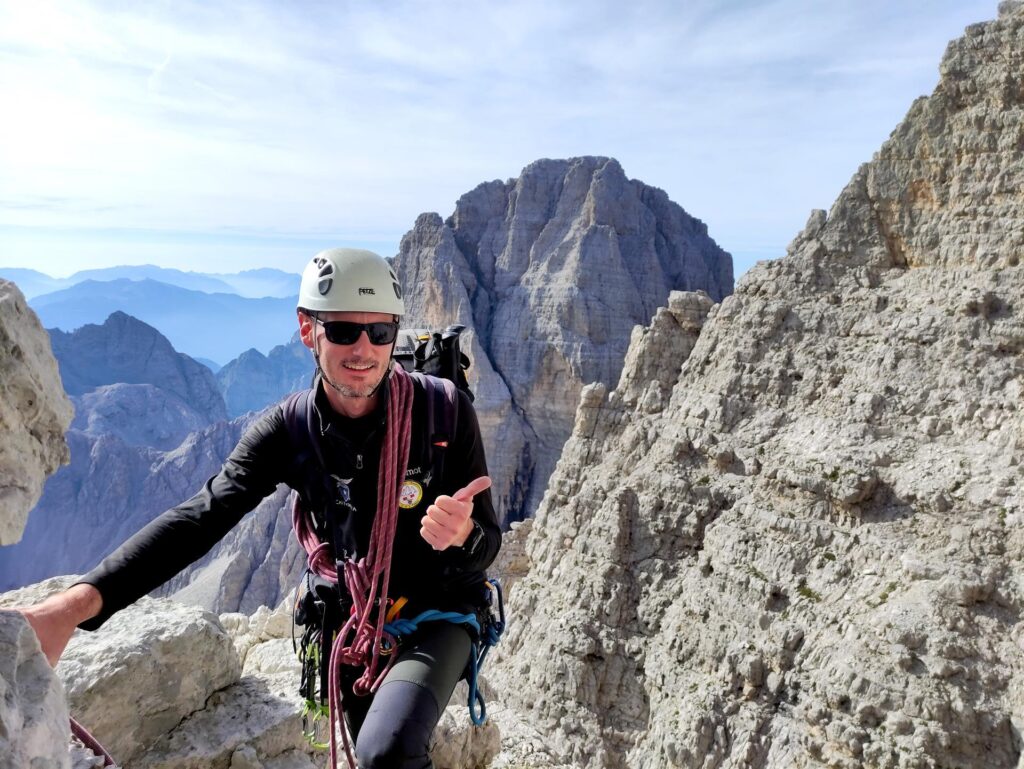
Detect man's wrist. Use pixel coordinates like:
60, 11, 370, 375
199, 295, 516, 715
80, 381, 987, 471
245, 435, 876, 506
458, 520, 484, 554
63, 583, 103, 625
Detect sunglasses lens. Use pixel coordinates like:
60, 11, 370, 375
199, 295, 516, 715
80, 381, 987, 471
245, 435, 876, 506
320, 320, 397, 346
367, 322, 398, 345
321, 321, 360, 345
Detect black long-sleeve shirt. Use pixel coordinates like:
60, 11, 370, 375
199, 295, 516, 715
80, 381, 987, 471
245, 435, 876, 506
79, 374, 501, 629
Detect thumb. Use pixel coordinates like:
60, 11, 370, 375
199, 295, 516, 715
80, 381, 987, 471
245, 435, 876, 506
453, 476, 492, 503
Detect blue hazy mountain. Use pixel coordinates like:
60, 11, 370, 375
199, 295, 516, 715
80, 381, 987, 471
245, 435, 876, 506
0, 268, 66, 298
216, 333, 312, 417
68, 265, 237, 294
208, 268, 302, 298
0, 264, 301, 299
31, 279, 298, 364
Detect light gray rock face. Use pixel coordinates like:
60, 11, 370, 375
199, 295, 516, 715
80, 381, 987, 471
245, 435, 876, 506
216, 336, 312, 418
491, 8, 1024, 769
61, 598, 242, 766
1, 580, 504, 769
0, 280, 73, 768
394, 157, 733, 525
0, 611, 71, 769
49, 310, 227, 423
0, 280, 73, 545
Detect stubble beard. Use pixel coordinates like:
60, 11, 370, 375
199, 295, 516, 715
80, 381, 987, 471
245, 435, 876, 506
332, 358, 384, 398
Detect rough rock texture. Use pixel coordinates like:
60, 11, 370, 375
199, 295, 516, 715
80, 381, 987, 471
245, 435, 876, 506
50, 310, 227, 422
216, 335, 312, 418
0, 578, 243, 766
0, 279, 73, 545
1, 578, 504, 769
394, 157, 733, 524
491, 7, 1024, 769
0, 610, 71, 769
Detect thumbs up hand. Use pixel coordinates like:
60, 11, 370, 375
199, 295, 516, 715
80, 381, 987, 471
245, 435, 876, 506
420, 476, 492, 551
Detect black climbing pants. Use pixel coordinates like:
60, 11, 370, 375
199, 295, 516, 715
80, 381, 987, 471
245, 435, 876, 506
340, 622, 473, 769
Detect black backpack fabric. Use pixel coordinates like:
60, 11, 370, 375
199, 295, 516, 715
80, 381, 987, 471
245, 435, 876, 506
393, 325, 474, 401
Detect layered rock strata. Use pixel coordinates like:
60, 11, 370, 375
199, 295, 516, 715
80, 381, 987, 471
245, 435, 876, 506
492, 7, 1024, 768
394, 156, 733, 525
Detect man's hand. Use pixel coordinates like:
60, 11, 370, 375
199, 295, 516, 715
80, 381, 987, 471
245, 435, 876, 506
420, 476, 492, 551
16, 583, 103, 667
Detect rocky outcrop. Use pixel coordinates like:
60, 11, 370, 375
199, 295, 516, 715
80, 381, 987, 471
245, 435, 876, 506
0, 578, 502, 769
216, 336, 312, 418
394, 157, 733, 525
0, 280, 73, 545
0, 609, 71, 768
490, 7, 1024, 768
0, 281, 74, 767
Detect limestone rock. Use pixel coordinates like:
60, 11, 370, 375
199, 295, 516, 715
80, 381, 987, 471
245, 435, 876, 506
0, 611, 71, 769
58, 597, 242, 766
491, 7, 1024, 768
0, 280, 73, 545
394, 157, 733, 524
432, 680, 502, 769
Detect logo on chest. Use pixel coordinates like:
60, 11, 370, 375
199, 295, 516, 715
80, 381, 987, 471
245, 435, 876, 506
399, 480, 424, 509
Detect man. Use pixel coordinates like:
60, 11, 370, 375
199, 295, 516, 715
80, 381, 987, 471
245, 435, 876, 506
20, 247, 502, 769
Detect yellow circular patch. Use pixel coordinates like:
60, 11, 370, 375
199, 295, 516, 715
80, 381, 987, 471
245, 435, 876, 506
399, 480, 424, 509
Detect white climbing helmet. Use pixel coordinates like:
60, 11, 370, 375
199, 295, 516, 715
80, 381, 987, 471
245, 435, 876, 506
297, 247, 404, 316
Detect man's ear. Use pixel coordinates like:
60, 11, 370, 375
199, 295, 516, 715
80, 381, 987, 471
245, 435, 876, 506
298, 310, 316, 350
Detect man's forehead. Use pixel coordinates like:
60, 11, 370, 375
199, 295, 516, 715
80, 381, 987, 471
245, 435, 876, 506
318, 311, 395, 323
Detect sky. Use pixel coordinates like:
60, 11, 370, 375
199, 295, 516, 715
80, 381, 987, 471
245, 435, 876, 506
0, 0, 1001, 279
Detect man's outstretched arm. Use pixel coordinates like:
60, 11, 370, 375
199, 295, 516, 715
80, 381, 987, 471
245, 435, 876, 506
17, 583, 102, 666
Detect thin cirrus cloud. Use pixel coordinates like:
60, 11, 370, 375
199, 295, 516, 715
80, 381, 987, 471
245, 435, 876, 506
0, 0, 1000, 277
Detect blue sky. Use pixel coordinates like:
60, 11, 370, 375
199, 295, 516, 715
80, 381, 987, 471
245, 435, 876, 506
0, 0, 999, 279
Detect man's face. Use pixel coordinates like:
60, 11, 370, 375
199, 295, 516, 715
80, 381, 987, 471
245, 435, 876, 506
299, 310, 395, 398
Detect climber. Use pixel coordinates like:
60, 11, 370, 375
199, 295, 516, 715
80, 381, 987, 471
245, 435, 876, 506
19, 247, 502, 769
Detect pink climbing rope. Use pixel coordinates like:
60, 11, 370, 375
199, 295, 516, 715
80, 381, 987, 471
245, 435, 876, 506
292, 366, 415, 769
70, 716, 116, 767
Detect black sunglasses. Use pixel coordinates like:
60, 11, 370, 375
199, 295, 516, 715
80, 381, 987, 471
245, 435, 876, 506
314, 317, 399, 346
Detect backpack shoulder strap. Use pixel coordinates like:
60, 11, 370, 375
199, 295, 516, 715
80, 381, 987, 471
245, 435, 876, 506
282, 388, 320, 467
409, 372, 459, 483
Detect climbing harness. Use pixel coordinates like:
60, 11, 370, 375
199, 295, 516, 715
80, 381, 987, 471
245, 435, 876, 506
381, 576, 506, 726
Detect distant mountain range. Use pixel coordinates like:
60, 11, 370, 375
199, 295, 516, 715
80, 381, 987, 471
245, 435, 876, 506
0, 265, 300, 300
31, 279, 298, 364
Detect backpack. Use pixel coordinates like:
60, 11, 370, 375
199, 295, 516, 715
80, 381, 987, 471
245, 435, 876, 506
393, 324, 474, 401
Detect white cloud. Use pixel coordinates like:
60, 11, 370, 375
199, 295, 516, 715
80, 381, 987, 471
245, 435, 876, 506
0, 0, 1001, 277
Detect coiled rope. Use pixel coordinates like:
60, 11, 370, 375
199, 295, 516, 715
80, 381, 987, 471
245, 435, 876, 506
292, 365, 414, 769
